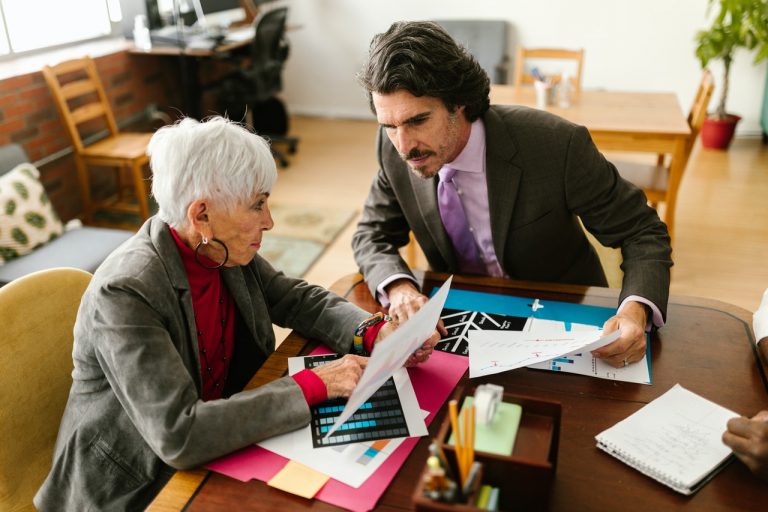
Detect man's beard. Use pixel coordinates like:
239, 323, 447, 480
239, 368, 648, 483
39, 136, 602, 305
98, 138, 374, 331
400, 148, 438, 179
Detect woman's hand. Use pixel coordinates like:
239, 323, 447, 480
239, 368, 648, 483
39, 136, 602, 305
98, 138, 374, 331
312, 354, 368, 399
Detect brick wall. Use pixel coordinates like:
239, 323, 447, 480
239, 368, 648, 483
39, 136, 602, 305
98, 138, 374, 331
0, 51, 183, 222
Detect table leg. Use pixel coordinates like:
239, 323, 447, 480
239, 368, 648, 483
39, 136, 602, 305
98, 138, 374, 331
177, 54, 201, 119
664, 136, 689, 245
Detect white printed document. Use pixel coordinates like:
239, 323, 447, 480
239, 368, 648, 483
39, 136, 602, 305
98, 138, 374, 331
754, 288, 768, 343
525, 318, 652, 384
467, 323, 619, 378
324, 276, 453, 437
257, 357, 426, 488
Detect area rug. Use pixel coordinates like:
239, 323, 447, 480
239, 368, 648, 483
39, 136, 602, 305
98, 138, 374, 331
93, 203, 356, 278
260, 204, 357, 277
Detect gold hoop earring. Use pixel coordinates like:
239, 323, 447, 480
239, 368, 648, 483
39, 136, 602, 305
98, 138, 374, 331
194, 237, 229, 269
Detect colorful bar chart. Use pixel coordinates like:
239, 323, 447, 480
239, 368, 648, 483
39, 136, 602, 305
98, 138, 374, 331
303, 354, 411, 448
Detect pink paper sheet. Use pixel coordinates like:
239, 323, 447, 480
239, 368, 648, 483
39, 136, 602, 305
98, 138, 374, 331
206, 348, 468, 512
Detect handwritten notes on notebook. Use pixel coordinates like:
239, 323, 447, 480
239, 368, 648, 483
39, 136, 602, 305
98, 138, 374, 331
595, 384, 740, 495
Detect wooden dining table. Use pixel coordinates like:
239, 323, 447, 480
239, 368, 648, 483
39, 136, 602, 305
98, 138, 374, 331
148, 271, 768, 511
490, 86, 691, 239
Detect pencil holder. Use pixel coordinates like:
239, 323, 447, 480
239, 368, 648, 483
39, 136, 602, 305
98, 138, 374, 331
412, 458, 484, 511
430, 385, 561, 511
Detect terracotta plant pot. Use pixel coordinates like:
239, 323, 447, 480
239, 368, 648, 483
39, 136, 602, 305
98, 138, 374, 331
700, 114, 741, 150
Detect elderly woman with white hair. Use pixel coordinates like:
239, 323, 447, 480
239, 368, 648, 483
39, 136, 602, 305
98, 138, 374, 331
34, 117, 439, 511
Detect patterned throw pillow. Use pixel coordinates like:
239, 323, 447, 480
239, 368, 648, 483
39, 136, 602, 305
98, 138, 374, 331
0, 163, 64, 265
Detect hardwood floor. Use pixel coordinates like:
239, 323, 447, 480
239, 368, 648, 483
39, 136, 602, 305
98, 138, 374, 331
273, 116, 768, 320
671, 138, 768, 311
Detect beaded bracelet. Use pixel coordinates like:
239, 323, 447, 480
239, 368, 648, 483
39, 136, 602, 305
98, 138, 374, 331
353, 311, 391, 353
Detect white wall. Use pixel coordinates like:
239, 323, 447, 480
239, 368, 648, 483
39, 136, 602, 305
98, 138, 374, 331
280, 0, 767, 136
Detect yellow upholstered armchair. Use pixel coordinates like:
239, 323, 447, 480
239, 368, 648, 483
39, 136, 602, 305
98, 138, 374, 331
0, 268, 91, 511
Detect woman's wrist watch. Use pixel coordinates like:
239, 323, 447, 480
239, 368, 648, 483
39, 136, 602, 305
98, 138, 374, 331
353, 311, 391, 353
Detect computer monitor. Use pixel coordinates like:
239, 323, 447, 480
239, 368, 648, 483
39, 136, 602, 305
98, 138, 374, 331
196, 0, 246, 28
118, 0, 165, 36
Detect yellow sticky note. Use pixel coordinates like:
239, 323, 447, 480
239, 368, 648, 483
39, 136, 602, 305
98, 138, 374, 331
267, 460, 330, 499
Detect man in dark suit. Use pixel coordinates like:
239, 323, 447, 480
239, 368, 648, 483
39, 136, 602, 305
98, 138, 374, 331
352, 21, 673, 368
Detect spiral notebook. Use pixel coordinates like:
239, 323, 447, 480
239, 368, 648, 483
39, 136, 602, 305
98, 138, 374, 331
595, 384, 739, 495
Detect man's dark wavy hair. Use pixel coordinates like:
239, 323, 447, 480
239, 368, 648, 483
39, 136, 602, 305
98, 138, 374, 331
358, 21, 491, 121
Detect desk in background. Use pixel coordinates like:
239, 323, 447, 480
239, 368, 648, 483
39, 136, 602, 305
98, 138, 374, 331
127, 26, 254, 119
149, 272, 768, 511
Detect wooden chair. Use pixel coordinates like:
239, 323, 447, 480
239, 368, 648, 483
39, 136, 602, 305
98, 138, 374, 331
0, 268, 92, 512
513, 47, 584, 94
42, 57, 152, 223
613, 70, 715, 243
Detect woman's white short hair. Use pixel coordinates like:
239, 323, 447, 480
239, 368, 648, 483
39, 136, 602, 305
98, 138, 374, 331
148, 116, 277, 229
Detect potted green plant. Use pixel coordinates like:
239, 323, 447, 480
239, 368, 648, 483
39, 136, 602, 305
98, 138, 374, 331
694, 0, 768, 149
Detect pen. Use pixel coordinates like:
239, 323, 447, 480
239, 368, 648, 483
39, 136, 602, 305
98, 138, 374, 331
487, 486, 500, 511
531, 66, 546, 82
462, 460, 482, 497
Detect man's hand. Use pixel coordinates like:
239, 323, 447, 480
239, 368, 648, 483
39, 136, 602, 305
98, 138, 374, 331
723, 410, 768, 481
591, 301, 648, 368
312, 354, 368, 399
386, 279, 428, 323
385, 279, 447, 335
372, 317, 441, 367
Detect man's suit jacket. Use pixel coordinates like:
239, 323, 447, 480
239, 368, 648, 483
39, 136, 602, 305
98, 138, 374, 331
35, 217, 369, 511
352, 104, 672, 318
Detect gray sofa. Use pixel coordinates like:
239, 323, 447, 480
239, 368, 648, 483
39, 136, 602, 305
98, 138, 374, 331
0, 143, 134, 286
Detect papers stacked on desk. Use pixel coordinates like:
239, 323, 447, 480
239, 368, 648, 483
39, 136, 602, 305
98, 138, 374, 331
467, 317, 652, 384
258, 276, 452, 488
258, 358, 427, 488
149, 25, 216, 50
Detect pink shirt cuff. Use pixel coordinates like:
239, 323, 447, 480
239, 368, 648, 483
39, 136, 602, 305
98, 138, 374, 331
292, 369, 328, 406
376, 273, 418, 306
618, 295, 665, 331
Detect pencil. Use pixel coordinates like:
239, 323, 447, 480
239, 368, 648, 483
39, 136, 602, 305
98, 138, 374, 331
448, 399, 465, 485
462, 405, 470, 482
468, 403, 475, 472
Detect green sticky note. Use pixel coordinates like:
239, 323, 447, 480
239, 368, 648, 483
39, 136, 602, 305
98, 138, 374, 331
448, 396, 522, 456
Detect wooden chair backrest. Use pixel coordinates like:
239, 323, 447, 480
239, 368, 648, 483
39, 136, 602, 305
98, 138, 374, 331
514, 47, 584, 93
685, 69, 715, 155
41, 57, 119, 153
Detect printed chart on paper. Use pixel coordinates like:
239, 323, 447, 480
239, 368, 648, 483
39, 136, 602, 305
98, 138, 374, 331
433, 288, 651, 384
303, 354, 411, 448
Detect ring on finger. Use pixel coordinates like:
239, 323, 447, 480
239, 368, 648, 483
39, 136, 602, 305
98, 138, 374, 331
622, 358, 628, 367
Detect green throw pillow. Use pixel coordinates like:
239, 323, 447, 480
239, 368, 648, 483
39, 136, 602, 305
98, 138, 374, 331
0, 163, 64, 265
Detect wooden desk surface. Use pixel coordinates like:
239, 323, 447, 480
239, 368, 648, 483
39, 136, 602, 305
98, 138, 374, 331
149, 272, 768, 511
126, 37, 251, 57
490, 86, 690, 139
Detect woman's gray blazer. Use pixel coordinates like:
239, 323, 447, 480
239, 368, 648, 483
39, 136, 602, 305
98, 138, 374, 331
34, 217, 369, 511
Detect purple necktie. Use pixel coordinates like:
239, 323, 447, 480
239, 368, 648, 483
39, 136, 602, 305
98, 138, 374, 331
437, 167, 485, 274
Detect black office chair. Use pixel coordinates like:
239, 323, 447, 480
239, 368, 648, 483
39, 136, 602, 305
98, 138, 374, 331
217, 7, 299, 167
